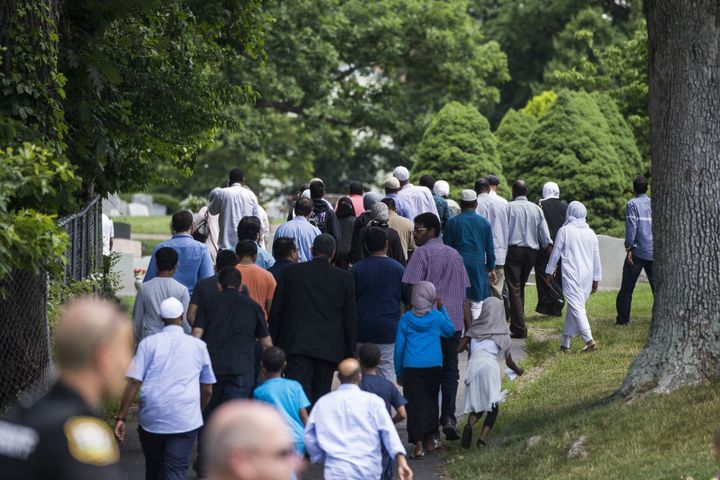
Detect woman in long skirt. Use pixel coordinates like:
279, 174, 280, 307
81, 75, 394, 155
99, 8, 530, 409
394, 281, 454, 458
458, 297, 524, 448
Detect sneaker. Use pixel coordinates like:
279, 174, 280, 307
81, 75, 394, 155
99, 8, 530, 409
442, 421, 461, 441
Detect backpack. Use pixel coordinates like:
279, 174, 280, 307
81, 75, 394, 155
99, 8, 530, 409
309, 206, 329, 233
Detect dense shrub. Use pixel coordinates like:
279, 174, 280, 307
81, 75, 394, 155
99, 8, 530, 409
495, 108, 539, 183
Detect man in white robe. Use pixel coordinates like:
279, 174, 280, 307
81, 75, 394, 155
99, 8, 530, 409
544, 201, 601, 352
392, 166, 440, 221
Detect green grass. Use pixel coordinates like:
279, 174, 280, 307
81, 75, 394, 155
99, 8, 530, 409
444, 284, 720, 479
141, 239, 163, 256
122, 215, 171, 235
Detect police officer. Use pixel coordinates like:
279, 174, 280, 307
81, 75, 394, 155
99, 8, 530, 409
0, 297, 133, 479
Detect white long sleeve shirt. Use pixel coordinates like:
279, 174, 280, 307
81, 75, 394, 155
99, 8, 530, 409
476, 191, 509, 265
304, 384, 406, 480
208, 184, 261, 250
397, 184, 440, 221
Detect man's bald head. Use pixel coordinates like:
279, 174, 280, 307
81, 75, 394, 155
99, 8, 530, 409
205, 400, 298, 480
337, 358, 361, 384
55, 297, 129, 370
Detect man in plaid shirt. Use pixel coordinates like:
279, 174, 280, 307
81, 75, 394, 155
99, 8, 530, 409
402, 212, 470, 442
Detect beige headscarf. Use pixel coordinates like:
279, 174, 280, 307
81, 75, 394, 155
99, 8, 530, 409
465, 297, 511, 361
411, 281, 436, 317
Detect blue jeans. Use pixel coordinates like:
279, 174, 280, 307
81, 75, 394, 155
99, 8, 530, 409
615, 255, 655, 324
138, 426, 197, 480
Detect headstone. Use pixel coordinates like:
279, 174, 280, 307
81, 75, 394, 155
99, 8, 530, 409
132, 193, 154, 207
112, 238, 142, 258
113, 222, 131, 239
127, 202, 150, 216
103, 193, 128, 216
113, 252, 137, 297
149, 204, 167, 216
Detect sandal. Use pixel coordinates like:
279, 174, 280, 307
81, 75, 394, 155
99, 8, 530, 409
410, 450, 425, 460
581, 341, 597, 353
477, 438, 487, 447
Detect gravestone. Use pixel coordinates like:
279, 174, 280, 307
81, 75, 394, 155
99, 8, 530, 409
113, 222, 131, 239
127, 202, 150, 216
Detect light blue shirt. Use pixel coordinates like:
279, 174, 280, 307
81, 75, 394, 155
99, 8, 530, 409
625, 194, 653, 261
256, 245, 276, 269
127, 325, 216, 434
304, 384, 406, 480
384, 193, 411, 220
254, 378, 311, 453
144, 234, 214, 295
274, 216, 321, 262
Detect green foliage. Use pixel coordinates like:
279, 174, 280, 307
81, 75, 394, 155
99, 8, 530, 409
414, 102, 506, 199
521, 91, 557, 119
468, 0, 640, 118
171, 0, 510, 194
0, 144, 77, 285
593, 92, 643, 179
517, 90, 629, 235
495, 109, 538, 183
549, 21, 649, 171
179, 194, 209, 213
148, 193, 180, 213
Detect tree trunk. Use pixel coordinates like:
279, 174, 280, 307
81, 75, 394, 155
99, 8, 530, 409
618, 1, 720, 397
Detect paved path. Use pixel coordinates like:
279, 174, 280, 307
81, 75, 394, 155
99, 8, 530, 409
118, 339, 526, 479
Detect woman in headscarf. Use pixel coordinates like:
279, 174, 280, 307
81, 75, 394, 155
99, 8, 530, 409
535, 181, 569, 317
544, 201, 601, 352
394, 281, 455, 458
348, 191, 383, 265
334, 197, 357, 269
458, 297, 524, 448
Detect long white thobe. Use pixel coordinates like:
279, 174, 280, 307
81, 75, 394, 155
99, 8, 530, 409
397, 184, 440, 221
545, 223, 602, 345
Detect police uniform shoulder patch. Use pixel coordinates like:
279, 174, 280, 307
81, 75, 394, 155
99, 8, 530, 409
63, 417, 119, 466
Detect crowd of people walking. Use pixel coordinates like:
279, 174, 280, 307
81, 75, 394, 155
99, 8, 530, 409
0, 167, 653, 480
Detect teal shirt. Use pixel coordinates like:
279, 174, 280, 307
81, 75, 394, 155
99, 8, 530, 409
443, 210, 495, 301
253, 378, 311, 453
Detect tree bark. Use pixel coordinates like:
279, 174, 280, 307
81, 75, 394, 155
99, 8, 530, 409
618, 1, 720, 397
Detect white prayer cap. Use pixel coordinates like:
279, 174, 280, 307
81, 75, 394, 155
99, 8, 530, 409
309, 177, 324, 186
301, 189, 311, 199
433, 180, 450, 197
393, 166, 410, 182
160, 297, 184, 319
384, 175, 401, 190
460, 189, 477, 202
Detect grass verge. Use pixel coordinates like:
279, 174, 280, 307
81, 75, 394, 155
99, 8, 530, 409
443, 284, 720, 480
120, 215, 171, 235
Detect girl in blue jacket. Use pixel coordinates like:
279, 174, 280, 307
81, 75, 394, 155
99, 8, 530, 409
394, 281, 454, 458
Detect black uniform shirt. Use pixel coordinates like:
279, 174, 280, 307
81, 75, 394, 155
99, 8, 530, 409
0, 382, 123, 479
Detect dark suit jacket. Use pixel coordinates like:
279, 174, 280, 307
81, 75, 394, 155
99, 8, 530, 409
269, 258, 357, 364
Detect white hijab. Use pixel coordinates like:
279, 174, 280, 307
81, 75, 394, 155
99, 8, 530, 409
542, 182, 560, 200
564, 201, 588, 228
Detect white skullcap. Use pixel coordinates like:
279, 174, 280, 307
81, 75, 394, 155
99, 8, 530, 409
301, 189, 311, 199
160, 297, 184, 319
384, 175, 401, 189
309, 177, 324, 186
433, 180, 450, 197
460, 189, 478, 202
393, 166, 410, 182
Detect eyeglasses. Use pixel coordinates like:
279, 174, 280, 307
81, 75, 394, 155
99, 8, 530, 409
413, 227, 428, 233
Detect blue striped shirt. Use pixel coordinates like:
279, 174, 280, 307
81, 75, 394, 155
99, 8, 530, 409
625, 194, 653, 261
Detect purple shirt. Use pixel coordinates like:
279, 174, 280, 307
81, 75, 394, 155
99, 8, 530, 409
402, 238, 470, 331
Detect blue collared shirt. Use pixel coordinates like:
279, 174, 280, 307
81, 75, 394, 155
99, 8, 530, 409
144, 234, 214, 295
625, 194, 653, 260
274, 216, 321, 262
384, 193, 411, 220
304, 384, 406, 480
256, 244, 276, 269
127, 325, 216, 434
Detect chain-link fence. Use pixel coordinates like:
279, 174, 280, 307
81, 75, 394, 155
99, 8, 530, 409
0, 197, 101, 410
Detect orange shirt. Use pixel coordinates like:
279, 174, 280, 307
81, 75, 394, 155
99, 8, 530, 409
236, 263, 276, 319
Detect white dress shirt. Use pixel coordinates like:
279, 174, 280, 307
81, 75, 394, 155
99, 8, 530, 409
208, 184, 261, 250
304, 384, 406, 480
476, 191, 509, 265
397, 184, 439, 221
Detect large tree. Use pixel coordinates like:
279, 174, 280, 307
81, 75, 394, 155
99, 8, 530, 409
619, 1, 720, 396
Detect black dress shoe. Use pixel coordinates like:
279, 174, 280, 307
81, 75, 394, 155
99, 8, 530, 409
442, 421, 461, 441
461, 423, 472, 449
510, 333, 527, 339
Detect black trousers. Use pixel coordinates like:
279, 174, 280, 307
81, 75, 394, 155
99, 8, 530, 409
403, 367, 443, 444
615, 255, 655, 324
504, 246, 538, 337
469, 404, 500, 429
535, 249, 564, 317
440, 331, 462, 424
285, 354, 336, 406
